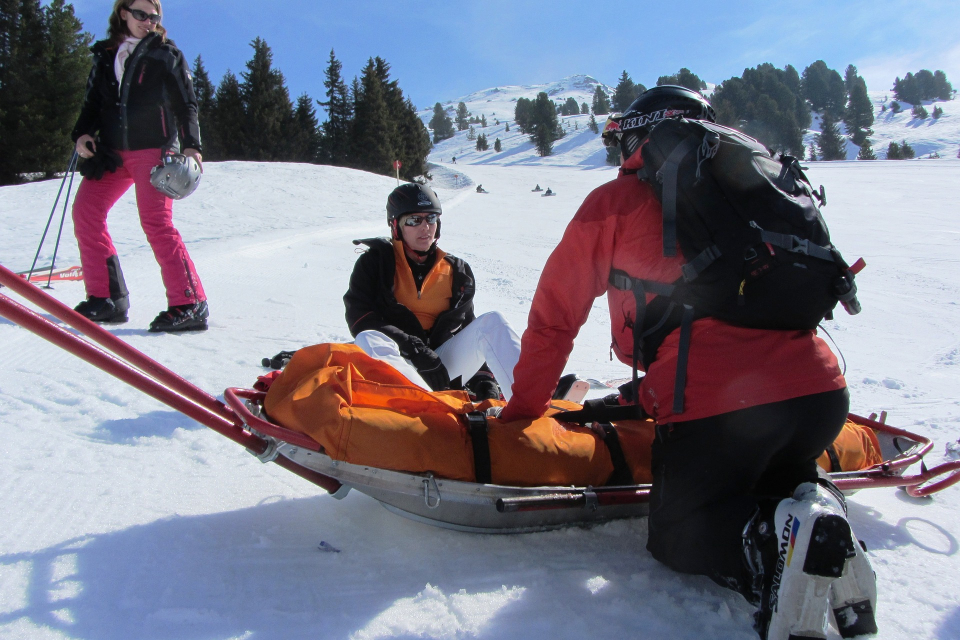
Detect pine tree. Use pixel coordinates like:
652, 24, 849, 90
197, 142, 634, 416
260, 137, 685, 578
801, 60, 846, 117
514, 97, 533, 133
606, 145, 621, 166
476, 132, 488, 151
581, 102, 589, 114
210, 70, 245, 159
933, 105, 944, 119
886, 141, 901, 160
351, 58, 395, 175
591, 85, 610, 115
466, 125, 476, 140
844, 76, 874, 146
373, 57, 429, 180
239, 37, 295, 160
318, 49, 352, 166
844, 64, 858, 95
428, 102, 455, 143
816, 110, 847, 161
504, 121, 509, 132
857, 139, 876, 160
900, 140, 915, 159
562, 96, 579, 116
0, 0, 45, 183
712, 63, 809, 157
34, 0, 90, 176
612, 70, 640, 112
191, 55, 216, 156
530, 91, 559, 156
911, 104, 928, 119
588, 113, 599, 134
291, 93, 321, 163
480, 113, 487, 127
493, 137, 501, 152
455, 101, 469, 131
657, 68, 705, 93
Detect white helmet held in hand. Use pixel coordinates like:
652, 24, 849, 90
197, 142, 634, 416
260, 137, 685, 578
150, 154, 201, 200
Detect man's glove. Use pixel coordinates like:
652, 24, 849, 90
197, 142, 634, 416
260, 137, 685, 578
78, 143, 123, 180
403, 338, 450, 391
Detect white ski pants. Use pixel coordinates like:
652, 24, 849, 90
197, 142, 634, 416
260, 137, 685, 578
354, 311, 521, 399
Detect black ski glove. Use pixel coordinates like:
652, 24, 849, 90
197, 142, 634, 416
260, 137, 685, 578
402, 338, 450, 391
261, 350, 297, 369
78, 142, 123, 180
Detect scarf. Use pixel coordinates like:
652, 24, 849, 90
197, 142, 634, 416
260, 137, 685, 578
114, 36, 143, 94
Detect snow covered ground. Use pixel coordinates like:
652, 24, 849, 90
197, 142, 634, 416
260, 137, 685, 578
1, 155, 960, 639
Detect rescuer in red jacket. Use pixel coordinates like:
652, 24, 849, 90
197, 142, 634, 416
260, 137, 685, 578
500, 87, 877, 640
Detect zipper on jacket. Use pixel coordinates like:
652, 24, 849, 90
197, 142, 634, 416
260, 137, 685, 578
118, 35, 154, 150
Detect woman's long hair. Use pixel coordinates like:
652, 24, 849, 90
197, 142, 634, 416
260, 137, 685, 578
106, 0, 167, 46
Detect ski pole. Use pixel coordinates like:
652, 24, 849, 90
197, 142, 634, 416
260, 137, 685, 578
43, 153, 79, 289
27, 151, 79, 285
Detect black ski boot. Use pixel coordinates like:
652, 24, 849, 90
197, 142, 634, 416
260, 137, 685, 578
466, 370, 502, 401
74, 295, 129, 323
149, 300, 209, 333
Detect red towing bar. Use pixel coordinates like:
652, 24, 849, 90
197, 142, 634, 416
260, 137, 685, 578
0, 264, 342, 494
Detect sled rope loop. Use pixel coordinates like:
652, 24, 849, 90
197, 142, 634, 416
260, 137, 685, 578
612, 117, 863, 414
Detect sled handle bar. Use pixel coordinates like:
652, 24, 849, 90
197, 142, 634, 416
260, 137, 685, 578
0, 291, 342, 495
0, 263, 235, 423
223, 388, 324, 452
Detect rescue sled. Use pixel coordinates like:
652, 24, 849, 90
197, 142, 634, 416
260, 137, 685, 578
2, 262, 959, 534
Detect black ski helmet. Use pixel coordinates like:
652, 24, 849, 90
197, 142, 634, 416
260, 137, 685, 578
617, 85, 716, 158
386, 182, 442, 241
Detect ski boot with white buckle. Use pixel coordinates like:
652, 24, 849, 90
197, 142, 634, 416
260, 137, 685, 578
754, 481, 858, 640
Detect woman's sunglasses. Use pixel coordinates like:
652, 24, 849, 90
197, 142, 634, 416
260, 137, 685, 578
402, 213, 440, 227
126, 7, 162, 24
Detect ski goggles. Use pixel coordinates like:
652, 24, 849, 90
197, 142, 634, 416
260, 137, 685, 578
402, 213, 440, 227
601, 114, 622, 148
126, 7, 162, 24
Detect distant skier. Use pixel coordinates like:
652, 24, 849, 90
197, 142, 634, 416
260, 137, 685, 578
476, 184, 486, 193
532, 184, 543, 192
542, 187, 554, 196
344, 183, 522, 402
452, 156, 456, 164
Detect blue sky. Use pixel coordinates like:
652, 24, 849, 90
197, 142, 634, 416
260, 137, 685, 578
65, 0, 960, 113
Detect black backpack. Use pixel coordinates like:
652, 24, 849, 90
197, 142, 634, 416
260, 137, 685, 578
610, 118, 863, 413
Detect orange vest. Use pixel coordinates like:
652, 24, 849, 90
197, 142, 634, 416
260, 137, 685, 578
393, 240, 453, 332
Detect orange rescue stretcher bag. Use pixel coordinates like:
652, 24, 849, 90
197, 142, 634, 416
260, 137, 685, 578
263, 344, 882, 487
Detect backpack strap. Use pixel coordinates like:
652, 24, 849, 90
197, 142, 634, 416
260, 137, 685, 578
673, 305, 695, 414
748, 221, 835, 262
655, 136, 701, 257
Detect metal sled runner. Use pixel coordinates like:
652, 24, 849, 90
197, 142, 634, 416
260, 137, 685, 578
3, 262, 960, 534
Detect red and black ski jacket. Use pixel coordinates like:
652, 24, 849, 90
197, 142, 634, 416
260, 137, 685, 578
344, 237, 476, 357
72, 34, 201, 154
501, 150, 845, 424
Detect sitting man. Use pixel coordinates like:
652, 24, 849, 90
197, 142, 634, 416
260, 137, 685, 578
344, 183, 520, 400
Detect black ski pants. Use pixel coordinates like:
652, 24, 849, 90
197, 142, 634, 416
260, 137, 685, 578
645, 387, 850, 595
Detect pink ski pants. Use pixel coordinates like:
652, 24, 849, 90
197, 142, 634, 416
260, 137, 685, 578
72, 148, 205, 306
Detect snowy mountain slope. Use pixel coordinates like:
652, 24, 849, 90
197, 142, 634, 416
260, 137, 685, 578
429, 77, 959, 167
1, 159, 960, 639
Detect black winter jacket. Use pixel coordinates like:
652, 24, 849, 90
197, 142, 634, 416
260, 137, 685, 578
344, 238, 476, 358
72, 34, 201, 153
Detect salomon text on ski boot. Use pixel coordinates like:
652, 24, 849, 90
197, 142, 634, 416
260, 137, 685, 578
754, 481, 863, 640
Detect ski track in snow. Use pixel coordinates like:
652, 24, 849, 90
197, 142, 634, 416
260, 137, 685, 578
1, 154, 960, 639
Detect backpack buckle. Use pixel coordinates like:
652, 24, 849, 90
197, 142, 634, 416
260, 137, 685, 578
791, 237, 810, 255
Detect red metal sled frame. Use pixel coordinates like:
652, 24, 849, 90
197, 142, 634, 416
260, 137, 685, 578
2, 262, 958, 516
0, 264, 341, 494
